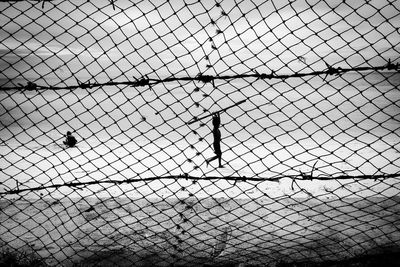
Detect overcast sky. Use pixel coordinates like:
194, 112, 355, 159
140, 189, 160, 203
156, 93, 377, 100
1, 0, 399, 84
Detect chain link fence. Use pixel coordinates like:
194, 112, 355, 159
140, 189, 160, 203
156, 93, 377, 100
1, 0, 400, 266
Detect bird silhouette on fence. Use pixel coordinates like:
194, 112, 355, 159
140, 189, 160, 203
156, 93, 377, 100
63, 131, 77, 148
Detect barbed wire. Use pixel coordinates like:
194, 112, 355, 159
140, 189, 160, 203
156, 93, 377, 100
2, 63, 398, 91
2, 173, 400, 196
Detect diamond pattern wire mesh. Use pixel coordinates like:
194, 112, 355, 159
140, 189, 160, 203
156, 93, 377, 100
1, 0, 400, 266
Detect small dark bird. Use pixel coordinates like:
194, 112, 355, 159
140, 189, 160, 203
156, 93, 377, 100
63, 131, 77, 148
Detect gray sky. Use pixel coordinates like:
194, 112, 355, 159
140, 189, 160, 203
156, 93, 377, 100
1, 0, 399, 83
